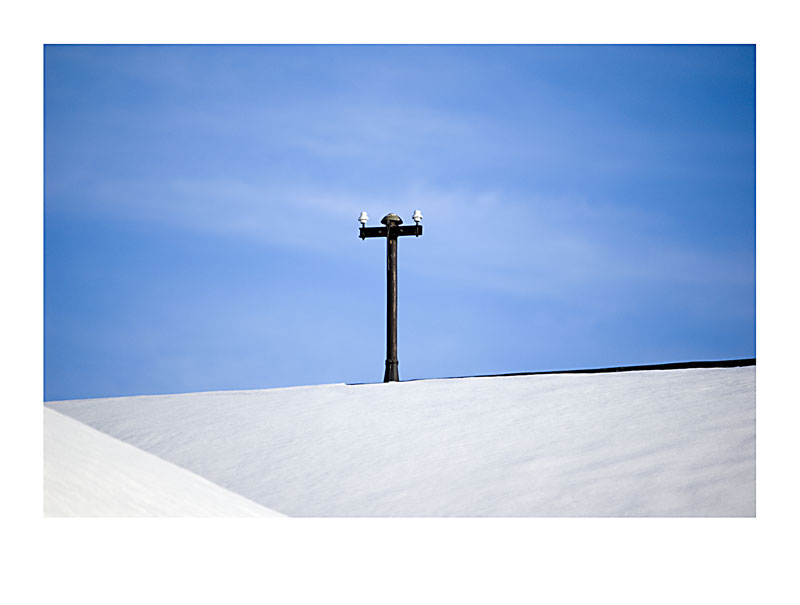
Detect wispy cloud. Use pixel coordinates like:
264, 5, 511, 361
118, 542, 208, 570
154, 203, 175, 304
48, 168, 753, 325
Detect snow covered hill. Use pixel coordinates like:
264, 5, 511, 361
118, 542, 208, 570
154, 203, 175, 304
44, 366, 755, 517
44, 408, 283, 517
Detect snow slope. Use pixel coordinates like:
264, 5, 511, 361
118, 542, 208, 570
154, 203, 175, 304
45, 367, 755, 517
44, 408, 283, 517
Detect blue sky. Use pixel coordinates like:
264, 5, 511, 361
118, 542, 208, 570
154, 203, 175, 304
44, 44, 755, 401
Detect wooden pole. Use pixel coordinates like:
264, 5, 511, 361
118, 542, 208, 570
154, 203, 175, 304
384, 224, 399, 382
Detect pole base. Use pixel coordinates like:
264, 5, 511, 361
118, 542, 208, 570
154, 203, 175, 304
383, 360, 399, 382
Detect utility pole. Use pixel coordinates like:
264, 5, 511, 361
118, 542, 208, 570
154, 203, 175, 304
359, 210, 423, 382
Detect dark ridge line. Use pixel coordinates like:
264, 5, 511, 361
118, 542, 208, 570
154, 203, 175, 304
347, 358, 755, 385
426, 358, 757, 381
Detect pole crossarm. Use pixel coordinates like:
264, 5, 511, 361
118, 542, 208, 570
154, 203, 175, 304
359, 225, 423, 240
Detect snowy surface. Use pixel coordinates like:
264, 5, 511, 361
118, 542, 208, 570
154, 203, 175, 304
45, 367, 755, 517
44, 408, 283, 517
